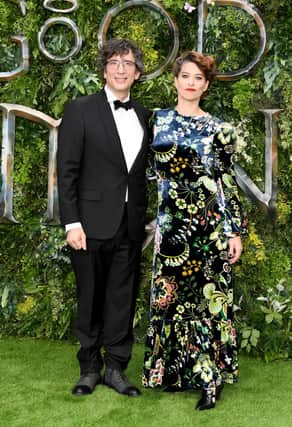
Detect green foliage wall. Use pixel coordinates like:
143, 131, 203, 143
0, 0, 291, 361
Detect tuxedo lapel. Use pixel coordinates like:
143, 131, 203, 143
133, 101, 148, 145
94, 90, 127, 172
129, 102, 149, 173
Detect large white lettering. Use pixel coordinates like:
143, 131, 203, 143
0, 104, 61, 224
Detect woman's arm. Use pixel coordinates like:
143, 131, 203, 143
213, 122, 248, 262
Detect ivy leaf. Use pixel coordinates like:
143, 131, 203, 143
251, 329, 260, 339
250, 337, 258, 347
250, 330, 259, 347
260, 305, 271, 314
241, 338, 248, 348
263, 61, 280, 93
273, 312, 283, 323
265, 313, 274, 324
1, 286, 9, 308
242, 329, 251, 339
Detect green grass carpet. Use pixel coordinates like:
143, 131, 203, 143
0, 338, 291, 427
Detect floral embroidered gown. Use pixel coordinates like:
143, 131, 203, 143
143, 108, 247, 391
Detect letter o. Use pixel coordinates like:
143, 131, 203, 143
0, 36, 29, 81
214, 0, 267, 81
38, 17, 82, 63
43, 0, 78, 13
98, 0, 179, 80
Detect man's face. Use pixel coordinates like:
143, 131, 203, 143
104, 50, 140, 100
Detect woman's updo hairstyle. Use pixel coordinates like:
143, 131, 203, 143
173, 51, 216, 97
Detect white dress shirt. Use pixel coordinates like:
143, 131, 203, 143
65, 85, 144, 232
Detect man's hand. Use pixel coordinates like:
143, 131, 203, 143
67, 227, 87, 250
228, 235, 242, 264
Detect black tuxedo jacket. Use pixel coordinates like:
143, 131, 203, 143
57, 89, 152, 241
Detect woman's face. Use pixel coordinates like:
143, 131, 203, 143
174, 61, 209, 102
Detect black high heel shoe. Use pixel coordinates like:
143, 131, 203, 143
195, 384, 224, 410
196, 388, 216, 411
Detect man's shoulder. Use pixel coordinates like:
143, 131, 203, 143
132, 99, 152, 119
67, 91, 103, 108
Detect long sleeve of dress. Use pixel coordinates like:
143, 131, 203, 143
212, 122, 248, 237
146, 112, 158, 181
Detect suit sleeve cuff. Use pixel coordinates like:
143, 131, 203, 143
65, 222, 82, 232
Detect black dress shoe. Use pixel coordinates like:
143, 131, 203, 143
72, 372, 102, 396
196, 389, 216, 411
104, 368, 141, 397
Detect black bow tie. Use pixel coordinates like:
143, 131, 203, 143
113, 99, 132, 110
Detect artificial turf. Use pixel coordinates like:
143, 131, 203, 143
0, 338, 291, 427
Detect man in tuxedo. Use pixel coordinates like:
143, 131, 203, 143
57, 39, 151, 397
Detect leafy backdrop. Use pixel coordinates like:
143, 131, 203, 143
0, 0, 291, 361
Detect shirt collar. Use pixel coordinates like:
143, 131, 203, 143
104, 85, 130, 104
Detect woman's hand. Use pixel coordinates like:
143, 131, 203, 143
143, 219, 157, 250
228, 235, 242, 264
145, 219, 157, 233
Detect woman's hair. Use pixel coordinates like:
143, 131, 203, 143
98, 38, 144, 78
173, 51, 216, 96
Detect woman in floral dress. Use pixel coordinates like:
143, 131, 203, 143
143, 51, 247, 410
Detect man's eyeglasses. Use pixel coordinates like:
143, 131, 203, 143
106, 59, 136, 70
